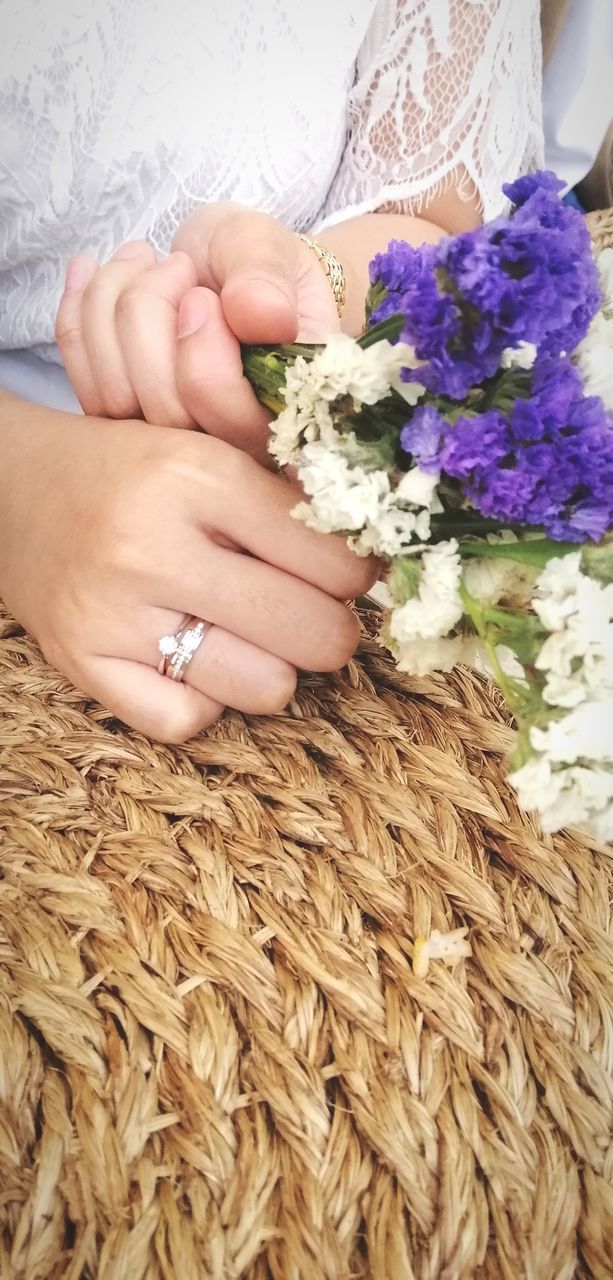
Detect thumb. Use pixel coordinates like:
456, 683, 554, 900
172, 203, 300, 344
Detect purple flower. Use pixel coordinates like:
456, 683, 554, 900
400, 405, 446, 470
502, 170, 565, 207
437, 359, 613, 541
440, 410, 512, 479
368, 171, 602, 400
369, 239, 437, 293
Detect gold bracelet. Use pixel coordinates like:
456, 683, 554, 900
298, 234, 346, 317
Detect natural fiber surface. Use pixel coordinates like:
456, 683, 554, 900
586, 208, 613, 252
1, 595, 612, 1280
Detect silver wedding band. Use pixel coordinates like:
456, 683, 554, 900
157, 614, 209, 682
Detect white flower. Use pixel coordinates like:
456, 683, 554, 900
392, 633, 467, 676
306, 333, 423, 408
270, 387, 335, 466
351, 494, 436, 559
540, 673, 587, 709
394, 467, 441, 509
412, 927, 471, 978
596, 247, 613, 302
395, 380, 427, 407
389, 540, 463, 652
575, 248, 613, 409
500, 341, 537, 370
589, 801, 613, 844
576, 303, 613, 409
352, 506, 420, 557
577, 338, 613, 410
531, 552, 585, 631
529, 699, 613, 766
295, 441, 390, 534
463, 555, 536, 607
388, 342, 427, 405
269, 334, 425, 465
532, 557, 613, 702
510, 756, 613, 839
509, 553, 613, 838
367, 579, 393, 608
352, 465, 442, 556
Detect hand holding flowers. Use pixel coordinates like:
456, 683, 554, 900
242, 173, 613, 840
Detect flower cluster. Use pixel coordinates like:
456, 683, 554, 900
576, 247, 613, 410
401, 359, 613, 542
369, 170, 601, 399
510, 555, 613, 841
268, 332, 424, 468
241, 172, 613, 839
386, 540, 465, 676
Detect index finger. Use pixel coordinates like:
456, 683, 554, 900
200, 442, 379, 602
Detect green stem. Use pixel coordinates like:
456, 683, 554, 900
459, 584, 522, 713
457, 535, 579, 569
240, 349, 289, 415
430, 514, 531, 541
357, 313, 405, 349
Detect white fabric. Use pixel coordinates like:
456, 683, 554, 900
0, 0, 542, 391
542, 0, 613, 192
0, 351, 80, 412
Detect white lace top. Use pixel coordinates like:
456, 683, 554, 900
0, 0, 542, 364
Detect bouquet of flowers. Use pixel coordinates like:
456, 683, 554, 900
242, 173, 613, 841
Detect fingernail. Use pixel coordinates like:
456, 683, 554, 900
63, 253, 94, 295
112, 240, 150, 261
178, 292, 208, 338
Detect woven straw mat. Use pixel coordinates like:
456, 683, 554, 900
1, 215, 612, 1280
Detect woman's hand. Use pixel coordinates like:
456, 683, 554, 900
0, 394, 376, 741
56, 206, 341, 463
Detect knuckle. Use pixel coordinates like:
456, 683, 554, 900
210, 209, 290, 276
317, 606, 361, 671
196, 433, 253, 490
55, 307, 82, 350
101, 386, 139, 420
259, 662, 297, 714
226, 208, 279, 242
165, 249, 198, 284
117, 239, 155, 263
118, 431, 210, 521
82, 267, 118, 312
208, 206, 262, 249
332, 551, 381, 601
114, 279, 144, 326
158, 702, 221, 743
149, 400, 194, 431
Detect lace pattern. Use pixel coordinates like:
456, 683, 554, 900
0, 0, 542, 360
321, 0, 543, 226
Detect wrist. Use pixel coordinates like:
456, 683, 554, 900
0, 395, 73, 580
297, 236, 346, 318
317, 212, 448, 335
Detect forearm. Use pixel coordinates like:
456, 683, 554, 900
0, 391, 84, 593
0, 388, 69, 483
0, 389, 45, 500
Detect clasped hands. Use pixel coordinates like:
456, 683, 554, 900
14, 204, 377, 740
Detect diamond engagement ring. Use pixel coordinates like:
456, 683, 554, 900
157, 615, 209, 682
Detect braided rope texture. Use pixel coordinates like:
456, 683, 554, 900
586, 208, 613, 252
0, 598, 611, 1280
